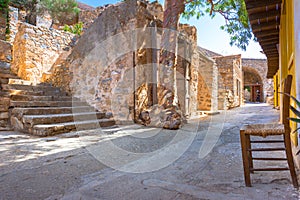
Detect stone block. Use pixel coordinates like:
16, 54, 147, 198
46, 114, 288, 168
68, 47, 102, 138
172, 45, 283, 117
0, 112, 9, 119
0, 97, 10, 111
0, 40, 12, 63
0, 119, 9, 127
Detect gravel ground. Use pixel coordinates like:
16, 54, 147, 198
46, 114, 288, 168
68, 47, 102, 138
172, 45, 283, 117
0, 103, 299, 200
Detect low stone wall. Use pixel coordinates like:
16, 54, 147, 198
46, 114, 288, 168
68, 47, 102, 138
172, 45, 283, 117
0, 97, 10, 130
11, 22, 76, 84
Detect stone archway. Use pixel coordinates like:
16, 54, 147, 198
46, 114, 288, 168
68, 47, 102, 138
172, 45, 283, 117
243, 66, 263, 102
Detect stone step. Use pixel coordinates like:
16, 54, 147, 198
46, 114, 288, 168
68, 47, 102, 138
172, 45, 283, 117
23, 112, 107, 125
8, 79, 32, 85
1, 84, 62, 92
0, 91, 10, 97
30, 119, 116, 136
5, 89, 67, 96
10, 94, 74, 101
0, 73, 19, 79
0, 69, 11, 74
0, 61, 11, 70
10, 101, 80, 107
11, 106, 96, 116
0, 78, 9, 84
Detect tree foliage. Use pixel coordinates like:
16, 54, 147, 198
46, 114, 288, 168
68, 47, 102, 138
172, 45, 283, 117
0, 0, 10, 38
145, 0, 252, 51
182, 0, 252, 50
39, 0, 80, 25
0, 0, 9, 12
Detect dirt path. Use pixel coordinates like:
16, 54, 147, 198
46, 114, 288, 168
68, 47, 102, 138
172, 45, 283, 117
0, 103, 299, 200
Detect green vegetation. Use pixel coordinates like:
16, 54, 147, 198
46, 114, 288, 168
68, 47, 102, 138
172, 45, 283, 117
183, 0, 252, 51
10, 0, 80, 26
39, 0, 80, 26
0, 0, 9, 11
0, 0, 10, 39
289, 95, 300, 131
63, 22, 83, 35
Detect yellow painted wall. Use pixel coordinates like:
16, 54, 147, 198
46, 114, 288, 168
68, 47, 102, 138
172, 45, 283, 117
273, 73, 279, 107
279, 0, 298, 145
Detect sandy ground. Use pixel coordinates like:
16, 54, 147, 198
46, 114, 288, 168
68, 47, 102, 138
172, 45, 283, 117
0, 103, 299, 200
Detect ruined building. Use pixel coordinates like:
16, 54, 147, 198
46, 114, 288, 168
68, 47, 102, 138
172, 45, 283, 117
0, 0, 273, 135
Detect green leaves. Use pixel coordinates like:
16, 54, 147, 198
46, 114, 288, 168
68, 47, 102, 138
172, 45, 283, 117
183, 0, 253, 51
291, 105, 300, 118
39, 0, 80, 24
289, 118, 300, 123
290, 94, 300, 108
0, 0, 9, 12
63, 22, 83, 35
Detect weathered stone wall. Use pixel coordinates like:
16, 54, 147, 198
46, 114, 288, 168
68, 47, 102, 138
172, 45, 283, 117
146, 1, 163, 20
0, 10, 6, 40
244, 68, 262, 85
232, 57, 243, 107
79, 6, 105, 30
7, 6, 18, 44
215, 55, 242, 110
0, 40, 12, 63
242, 58, 273, 101
48, 0, 201, 123
11, 22, 76, 84
47, 1, 138, 122
176, 24, 198, 118
193, 49, 217, 112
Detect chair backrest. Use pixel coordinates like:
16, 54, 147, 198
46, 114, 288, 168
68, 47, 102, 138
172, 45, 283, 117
282, 75, 293, 129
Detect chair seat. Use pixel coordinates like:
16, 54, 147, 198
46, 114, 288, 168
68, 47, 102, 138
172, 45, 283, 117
241, 123, 285, 137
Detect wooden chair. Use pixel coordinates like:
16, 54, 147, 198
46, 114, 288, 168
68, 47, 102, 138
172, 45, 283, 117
240, 75, 298, 188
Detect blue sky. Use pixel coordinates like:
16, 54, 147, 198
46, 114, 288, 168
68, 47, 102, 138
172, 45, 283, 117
79, 0, 265, 59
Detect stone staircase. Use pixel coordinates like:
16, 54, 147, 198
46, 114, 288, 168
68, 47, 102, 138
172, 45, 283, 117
0, 67, 115, 136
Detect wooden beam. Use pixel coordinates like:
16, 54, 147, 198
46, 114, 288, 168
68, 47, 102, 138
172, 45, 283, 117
251, 20, 279, 32
262, 44, 277, 49
265, 52, 279, 56
255, 30, 279, 38
253, 26, 279, 34
263, 47, 278, 52
245, 0, 282, 10
259, 40, 279, 46
266, 54, 279, 58
249, 10, 280, 22
257, 35, 279, 42
267, 57, 279, 61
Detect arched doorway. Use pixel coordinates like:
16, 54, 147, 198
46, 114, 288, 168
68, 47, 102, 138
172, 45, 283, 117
243, 67, 264, 102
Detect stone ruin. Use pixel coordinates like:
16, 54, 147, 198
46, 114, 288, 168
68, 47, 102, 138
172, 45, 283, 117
0, 0, 273, 132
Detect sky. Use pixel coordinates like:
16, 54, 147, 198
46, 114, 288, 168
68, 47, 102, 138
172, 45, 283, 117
79, 0, 266, 59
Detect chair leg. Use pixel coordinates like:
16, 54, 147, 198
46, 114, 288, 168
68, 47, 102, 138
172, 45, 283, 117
240, 131, 251, 187
246, 134, 254, 173
284, 136, 299, 188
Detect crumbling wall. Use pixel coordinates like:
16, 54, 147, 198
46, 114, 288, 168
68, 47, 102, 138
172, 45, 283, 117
11, 22, 76, 84
215, 55, 242, 109
47, 1, 138, 122
195, 51, 217, 112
